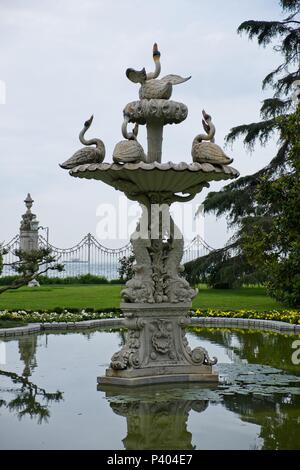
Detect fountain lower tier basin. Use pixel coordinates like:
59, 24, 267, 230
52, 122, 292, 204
98, 302, 218, 387
99, 370, 218, 387
70, 161, 239, 201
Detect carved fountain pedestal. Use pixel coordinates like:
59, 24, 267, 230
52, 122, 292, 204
71, 162, 238, 385
63, 42, 239, 386
102, 302, 217, 386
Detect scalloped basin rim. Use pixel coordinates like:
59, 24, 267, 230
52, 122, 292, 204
70, 160, 239, 175
69, 161, 239, 196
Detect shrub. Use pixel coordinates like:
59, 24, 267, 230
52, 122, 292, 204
0, 274, 125, 285
0, 276, 19, 286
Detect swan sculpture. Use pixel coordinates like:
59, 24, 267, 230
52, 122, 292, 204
60, 115, 105, 169
126, 43, 191, 100
113, 114, 146, 164
191, 110, 233, 166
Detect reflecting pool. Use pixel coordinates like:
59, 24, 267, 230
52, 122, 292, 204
0, 326, 299, 450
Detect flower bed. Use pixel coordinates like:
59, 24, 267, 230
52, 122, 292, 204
192, 308, 300, 324
0, 309, 122, 324
0, 307, 299, 326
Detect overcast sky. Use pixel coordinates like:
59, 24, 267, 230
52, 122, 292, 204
0, 0, 282, 249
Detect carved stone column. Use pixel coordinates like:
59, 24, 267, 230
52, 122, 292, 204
99, 203, 217, 386
19, 194, 39, 252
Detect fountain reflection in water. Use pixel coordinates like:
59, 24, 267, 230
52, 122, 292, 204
1, 328, 300, 449
100, 383, 210, 450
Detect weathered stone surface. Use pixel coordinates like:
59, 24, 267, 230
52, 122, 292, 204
98, 303, 218, 386
124, 99, 188, 125
59, 115, 105, 170
99, 373, 218, 387
70, 161, 239, 202
192, 110, 233, 165
19, 194, 39, 252
66, 43, 241, 386
121, 211, 197, 305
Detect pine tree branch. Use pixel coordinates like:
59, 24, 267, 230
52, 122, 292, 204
260, 98, 292, 118
238, 20, 292, 46
274, 71, 300, 95
225, 119, 277, 150
262, 63, 289, 89
282, 20, 300, 24
281, 0, 300, 16
202, 140, 289, 223
282, 29, 300, 61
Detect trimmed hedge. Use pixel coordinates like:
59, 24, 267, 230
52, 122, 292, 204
0, 274, 125, 285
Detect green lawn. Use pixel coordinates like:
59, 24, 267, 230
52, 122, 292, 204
0, 284, 284, 312
193, 285, 283, 311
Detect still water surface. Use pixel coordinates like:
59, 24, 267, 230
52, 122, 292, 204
0, 327, 300, 450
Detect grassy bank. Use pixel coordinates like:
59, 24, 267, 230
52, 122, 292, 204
193, 286, 282, 311
0, 284, 285, 312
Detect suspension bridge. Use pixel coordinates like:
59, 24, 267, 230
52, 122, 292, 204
2, 233, 213, 280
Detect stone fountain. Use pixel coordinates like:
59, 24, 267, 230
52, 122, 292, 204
60, 43, 239, 386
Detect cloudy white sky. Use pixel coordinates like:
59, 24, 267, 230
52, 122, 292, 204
0, 0, 282, 249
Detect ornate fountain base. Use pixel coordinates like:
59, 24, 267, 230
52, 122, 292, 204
98, 303, 218, 386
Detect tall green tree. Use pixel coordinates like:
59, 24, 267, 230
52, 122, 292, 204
244, 110, 300, 306
188, 0, 300, 293
118, 253, 135, 282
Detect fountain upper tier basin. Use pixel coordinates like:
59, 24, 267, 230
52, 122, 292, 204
70, 161, 239, 202
124, 99, 188, 125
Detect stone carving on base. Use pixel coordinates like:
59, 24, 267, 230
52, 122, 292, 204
111, 330, 141, 370
121, 215, 155, 304
164, 219, 198, 303
122, 207, 197, 305
151, 319, 173, 355
106, 303, 218, 379
181, 329, 217, 366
